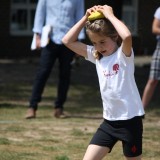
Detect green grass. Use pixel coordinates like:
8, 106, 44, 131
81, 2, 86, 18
0, 59, 160, 160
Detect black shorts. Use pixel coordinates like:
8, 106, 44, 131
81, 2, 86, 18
90, 116, 143, 157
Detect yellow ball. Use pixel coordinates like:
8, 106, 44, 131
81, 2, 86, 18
88, 11, 105, 21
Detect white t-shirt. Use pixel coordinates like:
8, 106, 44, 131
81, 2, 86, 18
86, 45, 145, 121
154, 7, 160, 40
154, 7, 160, 20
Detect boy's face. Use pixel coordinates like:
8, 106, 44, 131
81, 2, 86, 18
88, 32, 118, 56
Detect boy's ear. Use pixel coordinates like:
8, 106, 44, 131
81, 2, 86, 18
112, 34, 119, 42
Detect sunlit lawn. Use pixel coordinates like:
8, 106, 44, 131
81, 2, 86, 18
0, 59, 160, 160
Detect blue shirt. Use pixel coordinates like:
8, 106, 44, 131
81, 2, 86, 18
33, 0, 85, 44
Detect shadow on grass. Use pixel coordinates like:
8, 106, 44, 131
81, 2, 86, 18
0, 103, 19, 109
66, 114, 102, 120
0, 59, 159, 114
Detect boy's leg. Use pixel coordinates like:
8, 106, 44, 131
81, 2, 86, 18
125, 155, 141, 160
142, 79, 158, 108
83, 144, 109, 160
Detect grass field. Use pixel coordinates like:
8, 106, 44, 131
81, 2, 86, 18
0, 58, 160, 160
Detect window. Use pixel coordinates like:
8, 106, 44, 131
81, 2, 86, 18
10, 0, 37, 36
122, 0, 138, 35
10, 0, 138, 36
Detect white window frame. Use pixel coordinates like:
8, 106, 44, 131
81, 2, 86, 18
10, 0, 37, 36
122, 0, 138, 36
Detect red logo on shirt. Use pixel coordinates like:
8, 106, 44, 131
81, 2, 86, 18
113, 64, 119, 74
103, 63, 119, 78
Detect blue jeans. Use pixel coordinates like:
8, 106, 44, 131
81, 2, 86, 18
29, 41, 74, 110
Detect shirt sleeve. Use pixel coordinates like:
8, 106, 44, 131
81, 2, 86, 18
154, 7, 160, 20
117, 45, 134, 67
32, 0, 46, 34
85, 45, 96, 64
76, 0, 85, 40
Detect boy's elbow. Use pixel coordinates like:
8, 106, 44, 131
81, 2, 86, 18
62, 37, 76, 48
152, 28, 159, 35
62, 37, 73, 48
62, 37, 68, 45
124, 33, 132, 41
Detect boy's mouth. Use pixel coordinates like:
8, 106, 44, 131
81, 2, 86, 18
100, 50, 106, 54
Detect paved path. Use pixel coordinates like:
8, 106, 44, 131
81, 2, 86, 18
134, 56, 152, 66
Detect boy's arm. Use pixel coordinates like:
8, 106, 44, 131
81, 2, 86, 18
98, 5, 132, 57
152, 7, 160, 35
152, 18, 160, 35
62, 16, 88, 58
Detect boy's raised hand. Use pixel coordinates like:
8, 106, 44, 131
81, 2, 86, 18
97, 5, 114, 19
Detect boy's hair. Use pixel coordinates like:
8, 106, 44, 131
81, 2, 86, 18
86, 18, 122, 60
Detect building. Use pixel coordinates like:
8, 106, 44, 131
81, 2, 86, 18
0, 0, 159, 59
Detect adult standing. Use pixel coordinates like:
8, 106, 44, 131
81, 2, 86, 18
25, 0, 85, 119
142, 7, 160, 108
